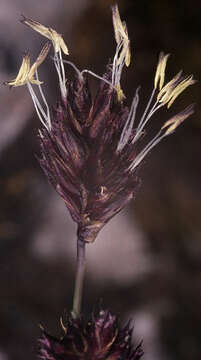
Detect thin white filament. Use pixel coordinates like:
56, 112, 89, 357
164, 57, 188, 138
54, 56, 64, 88
35, 70, 51, 130
27, 82, 49, 131
81, 69, 115, 89
117, 86, 140, 152
115, 42, 129, 86
54, 53, 66, 98
130, 130, 166, 170
63, 60, 82, 78
141, 102, 164, 127
58, 49, 66, 88
133, 101, 164, 144
137, 88, 156, 130
27, 82, 48, 121
112, 41, 123, 85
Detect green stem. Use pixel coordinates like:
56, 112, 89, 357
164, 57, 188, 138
72, 236, 86, 318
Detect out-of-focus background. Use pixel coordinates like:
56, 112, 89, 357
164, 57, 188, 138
0, 0, 200, 359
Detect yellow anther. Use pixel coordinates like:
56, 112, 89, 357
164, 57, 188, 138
5, 42, 50, 87
162, 104, 195, 135
154, 52, 170, 90
21, 16, 69, 55
157, 70, 183, 102
116, 83, 125, 102
157, 68, 196, 108
167, 75, 196, 108
112, 4, 131, 68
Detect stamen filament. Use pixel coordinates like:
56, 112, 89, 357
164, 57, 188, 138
54, 53, 67, 98
62, 60, 116, 88
27, 82, 49, 131
112, 41, 123, 85
130, 130, 166, 170
133, 100, 164, 144
137, 88, 156, 130
81, 70, 115, 88
117, 86, 140, 152
35, 70, 51, 130
59, 49, 66, 85
63, 60, 82, 78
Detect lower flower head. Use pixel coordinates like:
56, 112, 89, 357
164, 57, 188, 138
39, 308, 143, 360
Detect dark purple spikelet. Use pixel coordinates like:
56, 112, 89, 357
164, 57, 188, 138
11, 4, 194, 243
39, 71, 139, 243
39, 309, 144, 360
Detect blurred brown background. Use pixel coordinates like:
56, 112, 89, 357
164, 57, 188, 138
0, 0, 201, 359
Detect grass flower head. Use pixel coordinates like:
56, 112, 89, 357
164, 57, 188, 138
5, 4, 196, 244
39, 308, 143, 360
